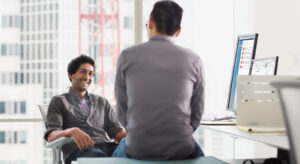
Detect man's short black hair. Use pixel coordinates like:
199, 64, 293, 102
150, 0, 183, 36
67, 55, 95, 81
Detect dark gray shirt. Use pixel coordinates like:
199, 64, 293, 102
44, 88, 123, 161
115, 35, 205, 160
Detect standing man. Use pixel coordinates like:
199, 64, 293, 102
114, 0, 205, 160
45, 55, 126, 164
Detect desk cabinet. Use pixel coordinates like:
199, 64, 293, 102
194, 127, 277, 160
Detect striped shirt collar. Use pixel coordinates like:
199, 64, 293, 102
68, 87, 92, 104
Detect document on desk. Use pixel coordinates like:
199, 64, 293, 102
237, 126, 286, 133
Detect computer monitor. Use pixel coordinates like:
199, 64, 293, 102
227, 34, 258, 112
249, 57, 279, 75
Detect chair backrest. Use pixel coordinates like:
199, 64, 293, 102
271, 80, 300, 164
38, 105, 49, 128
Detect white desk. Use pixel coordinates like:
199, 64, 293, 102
202, 125, 289, 150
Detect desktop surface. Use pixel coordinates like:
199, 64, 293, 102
202, 125, 289, 150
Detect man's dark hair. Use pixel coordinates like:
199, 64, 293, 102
150, 0, 183, 36
67, 55, 95, 81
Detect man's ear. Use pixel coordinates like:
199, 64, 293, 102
149, 18, 154, 29
68, 74, 72, 82
174, 27, 181, 37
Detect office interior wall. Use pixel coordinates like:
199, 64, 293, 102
177, 0, 235, 115
253, 0, 300, 75
234, 0, 254, 35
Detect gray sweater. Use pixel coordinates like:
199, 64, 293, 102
115, 35, 205, 160
44, 89, 123, 161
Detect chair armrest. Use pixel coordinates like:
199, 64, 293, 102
46, 137, 74, 149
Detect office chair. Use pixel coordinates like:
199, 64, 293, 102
271, 80, 300, 164
38, 105, 74, 164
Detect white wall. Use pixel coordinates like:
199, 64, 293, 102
174, 0, 235, 115
236, 0, 300, 75
253, 0, 300, 75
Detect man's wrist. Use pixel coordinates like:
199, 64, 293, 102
65, 127, 77, 137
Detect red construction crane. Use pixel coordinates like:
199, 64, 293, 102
78, 0, 120, 98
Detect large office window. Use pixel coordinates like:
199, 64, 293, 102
0, 0, 134, 163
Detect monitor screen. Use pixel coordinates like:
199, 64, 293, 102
250, 57, 279, 75
227, 34, 258, 112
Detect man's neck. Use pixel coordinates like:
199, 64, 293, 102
71, 87, 86, 99
151, 32, 173, 38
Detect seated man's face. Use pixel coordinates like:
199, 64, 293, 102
69, 63, 95, 92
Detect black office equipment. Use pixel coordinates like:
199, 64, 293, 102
249, 56, 279, 75
227, 34, 258, 112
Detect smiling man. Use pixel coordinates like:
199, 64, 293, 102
44, 55, 126, 164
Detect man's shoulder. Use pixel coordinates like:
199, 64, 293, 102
173, 45, 201, 61
50, 93, 65, 101
121, 42, 149, 54
51, 93, 69, 100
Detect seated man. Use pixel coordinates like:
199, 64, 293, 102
114, 0, 205, 160
44, 55, 126, 164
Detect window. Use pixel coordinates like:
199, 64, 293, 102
0, 132, 5, 143
9, 15, 12, 27
26, 15, 29, 31
32, 15, 35, 31
15, 72, 19, 84
15, 44, 19, 56
14, 102, 18, 114
43, 14, 46, 30
1, 15, 6, 28
1, 44, 6, 56
49, 43, 52, 59
32, 72, 35, 84
38, 73, 41, 83
20, 72, 24, 84
14, 131, 17, 144
20, 101, 26, 114
55, 13, 58, 29
15, 15, 19, 28
26, 73, 29, 84
1, 73, 5, 84
49, 72, 53, 88
38, 15, 41, 31
0, 102, 5, 114
8, 44, 12, 56
124, 16, 133, 29
21, 16, 24, 31
7, 102, 12, 114
7, 131, 12, 143
9, 72, 13, 84
20, 44, 24, 59
19, 131, 26, 144
50, 14, 53, 30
